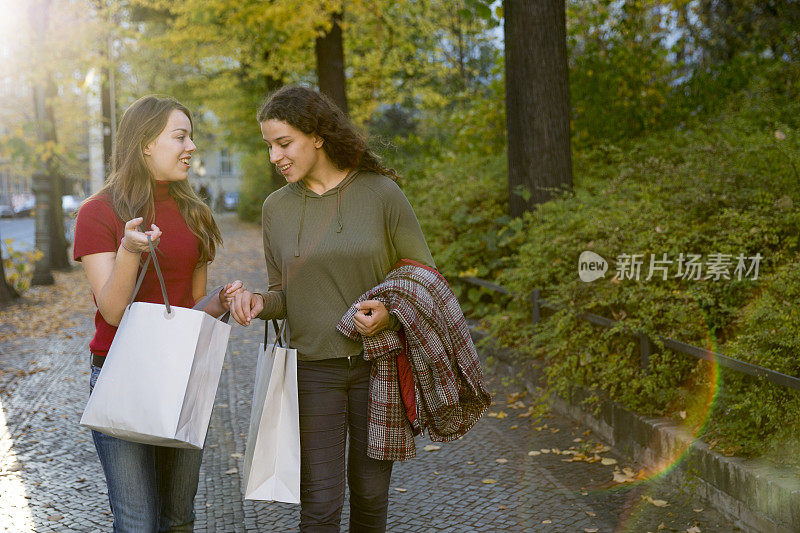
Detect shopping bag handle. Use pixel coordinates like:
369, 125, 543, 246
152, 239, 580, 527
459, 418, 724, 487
192, 285, 231, 323
128, 234, 171, 314
266, 319, 289, 354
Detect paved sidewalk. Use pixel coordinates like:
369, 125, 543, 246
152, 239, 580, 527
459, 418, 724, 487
0, 213, 738, 532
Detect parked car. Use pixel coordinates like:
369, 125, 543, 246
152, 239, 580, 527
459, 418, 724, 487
222, 192, 239, 211
13, 198, 35, 217
62, 195, 83, 215
0, 204, 13, 218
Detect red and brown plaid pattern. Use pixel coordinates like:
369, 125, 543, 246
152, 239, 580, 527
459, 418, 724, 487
338, 264, 491, 461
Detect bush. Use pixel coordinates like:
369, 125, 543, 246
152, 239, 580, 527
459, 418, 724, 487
2, 240, 43, 294
476, 93, 800, 459
237, 152, 279, 223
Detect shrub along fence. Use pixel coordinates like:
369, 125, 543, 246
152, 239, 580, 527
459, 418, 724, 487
460, 274, 800, 532
459, 275, 800, 391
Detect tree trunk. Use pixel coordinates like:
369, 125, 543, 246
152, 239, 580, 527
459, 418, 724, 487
43, 74, 71, 271
29, 0, 68, 282
101, 62, 113, 171
315, 10, 348, 115
504, 0, 573, 217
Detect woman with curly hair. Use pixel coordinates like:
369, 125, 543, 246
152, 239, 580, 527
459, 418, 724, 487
230, 85, 435, 532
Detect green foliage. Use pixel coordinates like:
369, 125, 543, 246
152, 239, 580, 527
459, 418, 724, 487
2, 240, 43, 294
567, 1, 677, 144
470, 90, 800, 458
236, 152, 277, 222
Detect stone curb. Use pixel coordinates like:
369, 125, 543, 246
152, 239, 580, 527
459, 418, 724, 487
471, 326, 800, 533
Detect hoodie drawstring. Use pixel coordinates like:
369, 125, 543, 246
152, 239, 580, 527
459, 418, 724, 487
295, 171, 354, 256
336, 187, 343, 233
295, 188, 307, 257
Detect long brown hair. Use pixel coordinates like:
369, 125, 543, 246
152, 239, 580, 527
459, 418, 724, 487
95, 95, 221, 263
256, 85, 399, 180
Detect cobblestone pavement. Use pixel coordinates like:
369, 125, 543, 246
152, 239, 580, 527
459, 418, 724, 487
0, 213, 739, 532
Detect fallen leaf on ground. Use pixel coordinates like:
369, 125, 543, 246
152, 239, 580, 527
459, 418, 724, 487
225, 468, 238, 474
686, 527, 701, 533
601, 458, 617, 466
643, 495, 669, 507
423, 445, 441, 452
394, 488, 407, 492
467, 461, 475, 465
528, 451, 541, 456
658, 523, 667, 530
498, 504, 507, 510
487, 411, 507, 419
506, 391, 526, 402
509, 425, 518, 430
585, 511, 596, 517
230, 453, 243, 458
495, 458, 508, 464
507, 400, 526, 409
542, 520, 552, 524
612, 467, 637, 484
551, 448, 562, 454
573, 438, 584, 443
540, 449, 551, 454
584, 529, 599, 533
693, 508, 703, 513
482, 478, 497, 484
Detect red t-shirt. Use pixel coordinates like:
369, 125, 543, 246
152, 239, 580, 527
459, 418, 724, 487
73, 181, 201, 358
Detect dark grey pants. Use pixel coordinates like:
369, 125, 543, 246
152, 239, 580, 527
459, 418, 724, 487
297, 355, 394, 533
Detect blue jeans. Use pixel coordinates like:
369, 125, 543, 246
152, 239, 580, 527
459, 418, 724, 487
89, 363, 203, 532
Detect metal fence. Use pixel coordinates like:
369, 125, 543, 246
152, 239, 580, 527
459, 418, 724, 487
458, 276, 800, 392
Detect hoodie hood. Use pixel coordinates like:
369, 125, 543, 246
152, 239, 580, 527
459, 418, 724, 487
289, 169, 360, 257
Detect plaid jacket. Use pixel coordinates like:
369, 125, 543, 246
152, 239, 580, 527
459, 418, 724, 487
337, 260, 491, 461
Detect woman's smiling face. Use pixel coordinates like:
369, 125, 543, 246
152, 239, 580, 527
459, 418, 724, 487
260, 119, 323, 183
144, 109, 196, 182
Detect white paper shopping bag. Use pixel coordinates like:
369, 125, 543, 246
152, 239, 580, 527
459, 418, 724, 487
80, 237, 231, 448
243, 319, 300, 503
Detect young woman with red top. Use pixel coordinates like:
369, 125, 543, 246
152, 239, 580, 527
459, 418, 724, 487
73, 95, 241, 532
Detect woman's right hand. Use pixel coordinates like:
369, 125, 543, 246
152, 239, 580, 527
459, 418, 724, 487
230, 290, 264, 326
121, 217, 162, 253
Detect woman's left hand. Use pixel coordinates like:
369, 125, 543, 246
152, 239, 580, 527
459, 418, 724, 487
219, 280, 244, 311
354, 300, 389, 337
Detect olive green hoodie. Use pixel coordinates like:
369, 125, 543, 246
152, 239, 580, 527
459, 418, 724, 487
256, 170, 435, 361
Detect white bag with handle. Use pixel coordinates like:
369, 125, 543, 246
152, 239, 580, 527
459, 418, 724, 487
242, 319, 300, 503
80, 236, 231, 449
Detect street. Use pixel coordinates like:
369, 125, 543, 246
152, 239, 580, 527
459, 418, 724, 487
0, 217, 75, 254
0, 214, 739, 532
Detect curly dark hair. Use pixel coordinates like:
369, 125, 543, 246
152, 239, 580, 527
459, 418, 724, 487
257, 85, 399, 180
